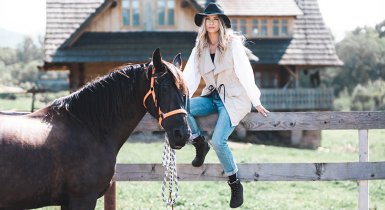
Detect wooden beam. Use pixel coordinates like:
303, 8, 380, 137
115, 162, 385, 181
283, 65, 299, 88
133, 112, 385, 132
241, 111, 385, 130
283, 65, 298, 79
358, 130, 369, 210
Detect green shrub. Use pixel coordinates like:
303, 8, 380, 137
350, 79, 385, 111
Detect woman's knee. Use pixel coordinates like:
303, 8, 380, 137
210, 137, 228, 150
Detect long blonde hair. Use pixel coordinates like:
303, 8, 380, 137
195, 16, 245, 60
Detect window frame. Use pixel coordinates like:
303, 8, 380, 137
272, 19, 289, 37
231, 17, 293, 38
121, 0, 143, 29
154, 0, 177, 29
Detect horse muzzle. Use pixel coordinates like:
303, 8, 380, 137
167, 127, 190, 150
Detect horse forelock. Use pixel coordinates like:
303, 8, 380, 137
163, 61, 188, 96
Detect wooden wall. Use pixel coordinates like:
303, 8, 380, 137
86, 0, 197, 32
68, 62, 125, 91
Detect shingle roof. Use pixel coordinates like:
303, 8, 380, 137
48, 32, 197, 63
279, 0, 343, 66
45, 0, 101, 62
216, 0, 303, 16
44, 0, 342, 67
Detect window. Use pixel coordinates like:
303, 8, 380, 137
157, 0, 175, 26
122, 0, 140, 26
273, 19, 280, 36
252, 19, 268, 37
239, 19, 247, 34
253, 18, 290, 37
281, 20, 288, 36
167, 0, 175, 25
232, 19, 247, 34
260, 19, 268, 37
252, 20, 258, 37
232, 18, 238, 31
232, 17, 292, 38
273, 19, 289, 37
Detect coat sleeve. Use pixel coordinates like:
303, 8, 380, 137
232, 39, 262, 107
183, 47, 201, 97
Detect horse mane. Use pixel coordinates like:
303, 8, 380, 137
49, 64, 145, 132
47, 61, 187, 134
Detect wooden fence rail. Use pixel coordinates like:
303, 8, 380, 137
115, 162, 385, 181
105, 111, 385, 210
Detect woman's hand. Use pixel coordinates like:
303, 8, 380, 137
255, 105, 269, 117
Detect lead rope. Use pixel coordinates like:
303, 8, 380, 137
161, 134, 179, 209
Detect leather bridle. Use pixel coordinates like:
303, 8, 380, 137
143, 65, 187, 126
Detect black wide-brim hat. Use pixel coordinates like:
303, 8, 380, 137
194, 3, 231, 28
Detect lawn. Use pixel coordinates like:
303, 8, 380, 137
36, 130, 384, 210
0, 91, 69, 112
1, 95, 385, 209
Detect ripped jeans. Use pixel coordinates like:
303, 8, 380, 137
187, 91, 237, 176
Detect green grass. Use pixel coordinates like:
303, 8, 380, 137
2, 96, 385, 209
37, 130, 385, 210
0, 91, 69, 112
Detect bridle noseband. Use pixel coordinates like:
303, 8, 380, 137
143, 65, 187, 126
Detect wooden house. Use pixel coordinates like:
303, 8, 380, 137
43, 0, 343, 148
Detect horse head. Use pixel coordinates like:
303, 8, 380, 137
143, 48, 190, 149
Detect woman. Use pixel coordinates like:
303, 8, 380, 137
183, 2, 269, 209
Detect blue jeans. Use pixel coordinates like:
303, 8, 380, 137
187, 91, 237, 176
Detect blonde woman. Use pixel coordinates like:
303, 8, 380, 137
183, 3, 269, 208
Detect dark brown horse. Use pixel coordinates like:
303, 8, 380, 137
0, 49, 190, 210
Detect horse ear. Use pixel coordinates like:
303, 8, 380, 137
172, 53, 182, 69
152, 48, 162, 71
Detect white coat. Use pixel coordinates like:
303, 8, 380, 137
183, 38, 261, 126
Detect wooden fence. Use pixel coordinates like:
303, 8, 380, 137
104, 111, 385, 210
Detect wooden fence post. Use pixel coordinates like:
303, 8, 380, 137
358, 129, 369, 210
104, 179, 116, 210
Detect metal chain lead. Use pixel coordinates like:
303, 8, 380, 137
161, 135, 179, 208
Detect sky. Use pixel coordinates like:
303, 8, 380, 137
0, 0, 385, 42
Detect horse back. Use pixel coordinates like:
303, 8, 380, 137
0, 110, 116, 208
0, 112, 56, 205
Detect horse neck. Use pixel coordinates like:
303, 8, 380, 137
50, 65, 150, 151
113, 70, 149, 149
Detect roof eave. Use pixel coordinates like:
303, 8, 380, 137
278, 61, 344, 67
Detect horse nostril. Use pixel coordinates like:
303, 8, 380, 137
174, 128, 183, 139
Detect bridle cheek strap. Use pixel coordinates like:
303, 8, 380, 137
143, 66, 187, 126
143, 68, 157, 108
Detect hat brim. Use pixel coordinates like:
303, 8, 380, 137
194, 13, 231, 28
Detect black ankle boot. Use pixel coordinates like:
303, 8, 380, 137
191, 136, 210, 167
228, 179, 244, 208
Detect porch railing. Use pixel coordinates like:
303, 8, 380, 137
261, 88, 333, 110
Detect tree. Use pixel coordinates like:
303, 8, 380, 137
375, 19, 385, 38
16, 37, 43, 63
351, 79, 385, 111
0, 36, 43, 88
0, 47, 17, 65
332, 26, 385, 95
